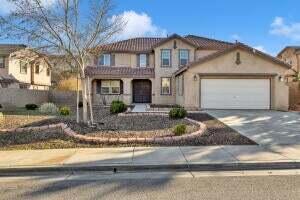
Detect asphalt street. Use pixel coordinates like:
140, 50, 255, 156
0, 171, 299, 200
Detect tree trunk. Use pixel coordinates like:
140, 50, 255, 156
76, 73, 80, 123
81, 77, 88, 123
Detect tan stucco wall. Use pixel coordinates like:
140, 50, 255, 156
178, 49, 289, 111
153, 39, 196, 105
8, 58, 51, 86
92, 53, 155, 68
195, 50, 217, 60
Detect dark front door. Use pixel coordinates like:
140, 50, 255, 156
133, 80, 151, 103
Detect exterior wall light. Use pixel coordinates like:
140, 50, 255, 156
278, 75, 285, 82
193, 74, 198, 81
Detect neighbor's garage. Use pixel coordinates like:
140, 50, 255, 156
201, 79, 270, 109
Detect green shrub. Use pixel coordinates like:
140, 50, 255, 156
110, 100, 127, 114
40, 103, 58, 115
173, 124, 187, 136
25, 104, 38, 110
169, 107, 187, 119
59, 106, 71, 116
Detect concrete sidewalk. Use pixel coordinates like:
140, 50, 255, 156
1, 145, 300, 172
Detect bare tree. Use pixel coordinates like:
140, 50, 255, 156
0, 0, 123, 123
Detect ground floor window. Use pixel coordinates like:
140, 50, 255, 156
161, 77, 171, 95
99, 80, 121, 95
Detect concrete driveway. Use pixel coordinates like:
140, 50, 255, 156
206, 110, 300, 146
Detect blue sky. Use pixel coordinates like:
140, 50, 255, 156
1, 0, 300, 56
112, 0, 300, 55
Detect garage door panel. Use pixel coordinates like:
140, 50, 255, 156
201, 79, 270, 109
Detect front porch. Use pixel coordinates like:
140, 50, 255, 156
91, 78, 154, 105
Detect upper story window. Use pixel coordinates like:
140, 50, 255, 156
161, 49, 171, 67
179, 49, 189, 66
46, 68, 50, 76
98, 54, 111, 66
20, 61, 27, 74
138, 54, 147, 68
35, 62, 40, 74
0, 57, 5, 68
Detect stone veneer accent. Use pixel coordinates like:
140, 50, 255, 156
0, 117, 206, 145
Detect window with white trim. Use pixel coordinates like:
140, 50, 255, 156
161, 49, 171, 67
179, 49, 189, 66
35, 62, 40, 74
139, 54, 147, 68
20, 61, 27, 74
99, 54, 111, 66
100, 80, 120, 94
161, 77, 171, 95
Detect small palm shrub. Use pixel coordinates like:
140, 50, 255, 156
59, 106, 71, 116
169, 107, 187, 119
110, 100, 127, 114
173, 124, 187, 136
25, 104, 38, 110
40, 103, 58, 115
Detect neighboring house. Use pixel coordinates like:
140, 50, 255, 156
277, 46, 300, 109
0, 44, 26, 88
0, 44, 52, 90
86, 34, 290, 111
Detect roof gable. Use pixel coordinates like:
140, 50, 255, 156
175, 43, 291, 76
152, 34, 198, 49
277, 46, 300, 57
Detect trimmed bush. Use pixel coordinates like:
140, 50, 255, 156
169, 107, 187, 119
59, 106, 71, 116
173, 124, 187, 136
40, 103, 58, 115
25, 104, 38, 110
110, 100, 127, 114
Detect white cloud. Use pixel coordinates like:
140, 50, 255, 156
111, 10, 167, 40
253, 45, 267, 53
230, 34, 242, 41
0, 0, 57, 14
270, 16, 300, 41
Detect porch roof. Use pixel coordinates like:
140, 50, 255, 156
85, 66, 155, 78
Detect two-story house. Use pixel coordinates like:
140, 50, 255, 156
0, 44, 52, 90
277, 46, 300, 109
86, 34, 290, 110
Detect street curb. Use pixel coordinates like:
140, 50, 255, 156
1, 162, 300, 176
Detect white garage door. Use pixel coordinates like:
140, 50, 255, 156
201, 79, 270, 109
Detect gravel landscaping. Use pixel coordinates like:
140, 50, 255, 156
0, 106, 256, 150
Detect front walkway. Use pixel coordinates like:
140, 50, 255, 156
206, 110, 300, 146
131, 104, 148, 112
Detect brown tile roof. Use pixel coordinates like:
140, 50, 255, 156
93, 34, 233, 53
277, 46, 300, 57
85, 66, 155, 78
175, 42, 291, 76
93, 38, 163, 53
184, 35, 233, 50
0, 44, 26, 56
